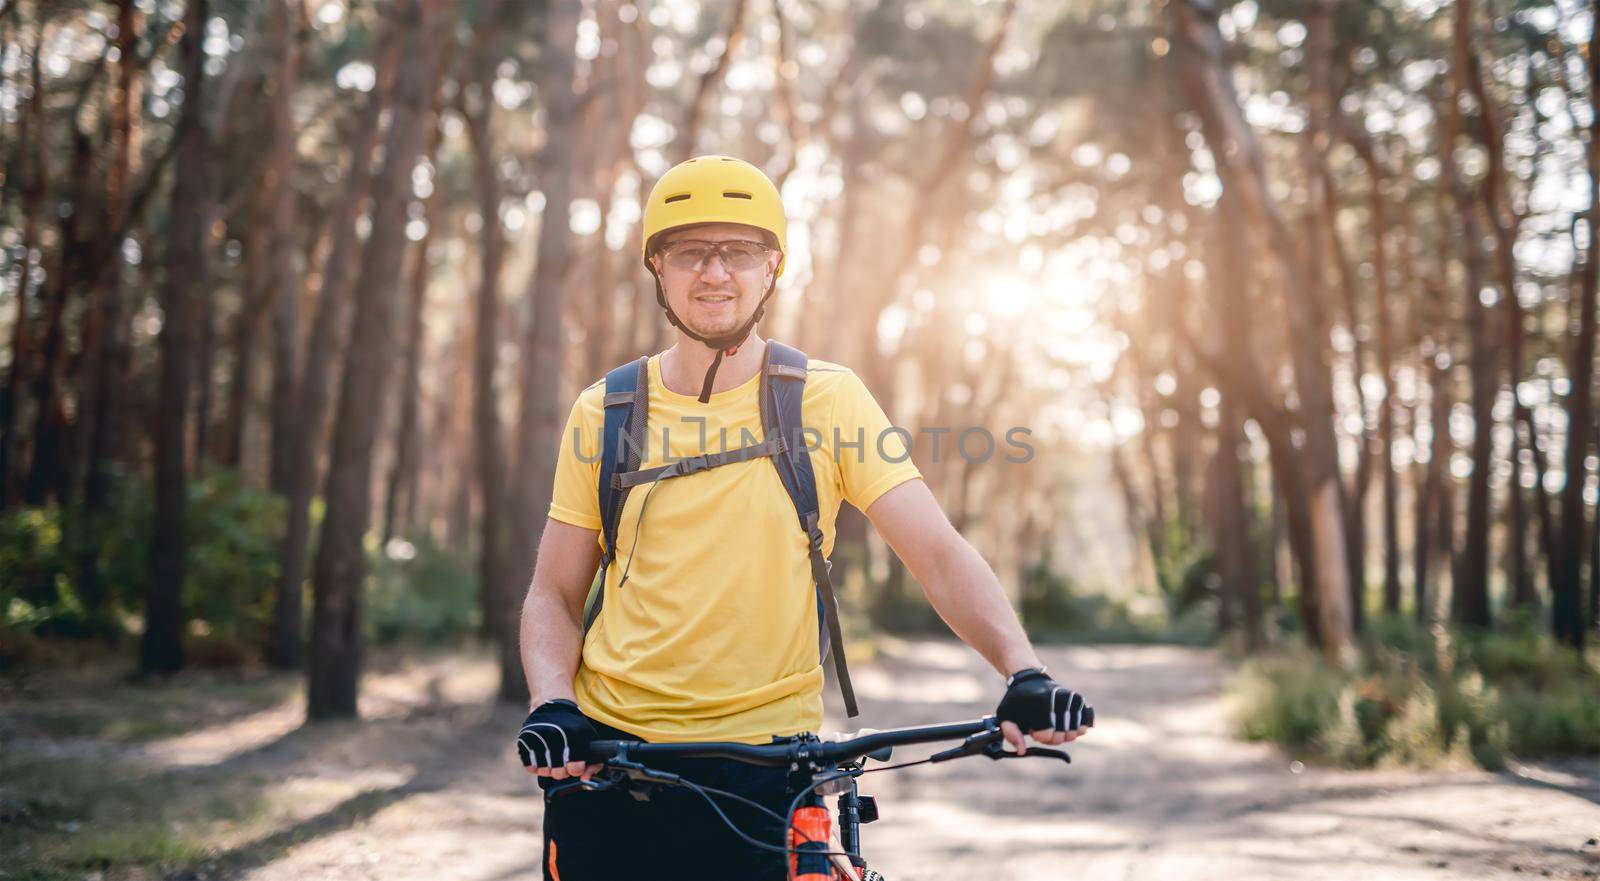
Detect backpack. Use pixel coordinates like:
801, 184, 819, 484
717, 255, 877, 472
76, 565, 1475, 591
581, 341, 859, 718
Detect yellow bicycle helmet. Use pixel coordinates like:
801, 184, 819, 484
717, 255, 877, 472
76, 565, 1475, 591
642, 155, 787, 277
641, 156, 788, 401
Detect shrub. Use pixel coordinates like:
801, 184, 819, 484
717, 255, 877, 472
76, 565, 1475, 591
1231, 618, 1598, 769
1233, 650, 1342, 748
365, 534, 480, 644
0, 507, 74, 633
0, 470, 284, 663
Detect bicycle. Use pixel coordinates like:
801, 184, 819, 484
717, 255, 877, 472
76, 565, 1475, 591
546, 709, 1095, 881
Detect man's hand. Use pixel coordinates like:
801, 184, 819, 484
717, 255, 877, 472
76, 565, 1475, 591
516, 699, 602, 781
994, 668, 1093, 755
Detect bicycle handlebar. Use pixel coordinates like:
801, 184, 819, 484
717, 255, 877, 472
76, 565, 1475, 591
590, 717, 1002, 768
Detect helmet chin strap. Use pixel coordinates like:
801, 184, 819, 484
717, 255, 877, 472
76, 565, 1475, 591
654, 273, 779, 403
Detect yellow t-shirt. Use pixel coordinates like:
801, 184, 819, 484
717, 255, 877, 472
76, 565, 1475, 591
548, 350, 921, 744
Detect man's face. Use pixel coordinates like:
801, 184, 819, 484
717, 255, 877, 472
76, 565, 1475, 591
651, 223, 781, 339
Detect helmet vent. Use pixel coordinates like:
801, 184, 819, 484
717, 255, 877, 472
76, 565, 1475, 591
663, 193, 692, 204
723, 191, 753, 199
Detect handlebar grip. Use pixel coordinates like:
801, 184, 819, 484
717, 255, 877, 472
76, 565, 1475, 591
589, 740, 623, 762
1082, 707, 1094, 728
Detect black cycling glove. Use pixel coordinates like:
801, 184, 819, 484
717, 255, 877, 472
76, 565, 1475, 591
516, 699, 597, 768
995, 668, 1093, 733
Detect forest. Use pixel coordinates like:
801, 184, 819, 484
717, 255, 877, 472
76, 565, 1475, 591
0, 0, 1596, 754
5, 2, 1600, 878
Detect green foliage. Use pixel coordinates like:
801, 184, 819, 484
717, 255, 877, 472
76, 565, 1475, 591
1233, 649, 1341, 748
1231, 619, 1600, 768
0, 507, 75, 634
0, 470, 284, 664
365, 535, 480, 644
1019, 558, 1211, 644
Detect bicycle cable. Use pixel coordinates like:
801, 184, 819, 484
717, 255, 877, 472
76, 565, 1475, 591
592, 747, 995, 879
667, 774, 860, 864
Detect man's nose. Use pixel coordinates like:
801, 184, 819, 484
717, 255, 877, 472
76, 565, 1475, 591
699, 251, 733, 280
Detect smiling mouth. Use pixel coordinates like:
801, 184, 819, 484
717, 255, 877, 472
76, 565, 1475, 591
694, 294, 736, 303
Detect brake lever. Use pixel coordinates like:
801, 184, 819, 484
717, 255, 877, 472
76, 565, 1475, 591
928, 729, 1005, 763
980, 740, 1070, 764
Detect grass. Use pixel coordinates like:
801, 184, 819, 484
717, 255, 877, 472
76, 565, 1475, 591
0, 659, 297, 881
2, 662, 296, 744
0, 751, 274, 880
1230, 620, 1600, 770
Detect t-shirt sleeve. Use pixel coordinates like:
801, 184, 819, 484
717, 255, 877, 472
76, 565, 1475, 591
547, 388, 603, 531
831, 370, 922, 512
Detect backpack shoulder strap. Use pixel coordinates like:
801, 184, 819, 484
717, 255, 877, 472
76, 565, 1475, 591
760, 342, 859, 717
585, 356, 649, 634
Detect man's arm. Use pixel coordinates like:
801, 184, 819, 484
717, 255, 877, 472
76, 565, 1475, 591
520, 518, 602, 710
864, 478, 1081, 748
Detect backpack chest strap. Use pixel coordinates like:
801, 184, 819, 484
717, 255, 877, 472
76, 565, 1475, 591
612, 435, 789, 489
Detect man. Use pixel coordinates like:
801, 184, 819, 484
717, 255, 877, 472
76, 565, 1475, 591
517, 155, 1092, 879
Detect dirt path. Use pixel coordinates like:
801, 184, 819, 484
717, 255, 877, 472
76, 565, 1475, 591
5, 641, 1597, 880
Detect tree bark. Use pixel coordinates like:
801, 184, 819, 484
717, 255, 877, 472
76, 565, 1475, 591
1442, 0, 1495, 629
218, 199, 270, 469
74, 0, 143, 631
307, 0, 447, 720
1330, 208, 1372, 635
1369, 163, 1402, 617
382, 122, 445, 544
1172, 0, 1350, 657
145, 0, 211, 675
1462, 8, 1537, 611
1589, 411, 1599, 634
1552, 14, 1599, 649
460, 0, 514, 646
1416, 331, 1454, 626
24, 69, 102, 507
2, 30, 46, 509
266, 0, 303, 504
504, 0, 584, 705
1214, 395, 1263, 649
271, 16, 401, 670
673, 0, 750, 163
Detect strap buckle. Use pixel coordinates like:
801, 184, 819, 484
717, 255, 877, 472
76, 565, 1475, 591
675, 453, 712, 476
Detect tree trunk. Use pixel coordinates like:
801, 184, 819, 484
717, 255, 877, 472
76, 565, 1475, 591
218, 202, 269, 469
673, 0, 750, 162
1214, 396, 1262, 649
504, 0, 584, 705
1325, 180, 1372, 635
24, 91, 99, 507
1416, 334, 1453, 625
382, 124, 445, 543
1589, 412, 1599, 634
307, 0, 447, 720
145, 0, 211, 675
1339, 119, 1403, 617
1518, 408, 1559, 595
2, 32, 46, 509
74, 0, 143, 632
461, 0, 514, 647
1553, 16, 1599, 649
1172, 0, 1350, 658
266, 0, 303, 505
271, 16, 401, 670
1471, 52, 1533, 610
1442, 0, 1495, 629
193, 230, 218, 462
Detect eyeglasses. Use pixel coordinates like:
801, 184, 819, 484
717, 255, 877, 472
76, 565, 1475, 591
657, 239, 773, 272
